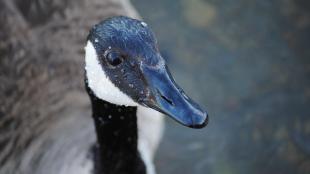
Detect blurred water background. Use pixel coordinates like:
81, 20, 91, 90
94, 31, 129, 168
131, 0, 310, 174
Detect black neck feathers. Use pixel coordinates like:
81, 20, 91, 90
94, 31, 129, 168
85, 81, 146, 174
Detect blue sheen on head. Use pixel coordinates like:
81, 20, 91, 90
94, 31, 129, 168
88, 16, 160, 66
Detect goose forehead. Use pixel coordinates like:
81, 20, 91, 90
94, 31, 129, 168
88, 17, 161, 65
92, 16, 154, 39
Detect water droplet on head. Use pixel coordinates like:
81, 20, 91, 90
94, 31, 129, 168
94, 38, 99, 43
108, 115, 112, 119
141, 21, 147, 27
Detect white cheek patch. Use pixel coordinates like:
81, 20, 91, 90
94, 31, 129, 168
84, 41, 138, 106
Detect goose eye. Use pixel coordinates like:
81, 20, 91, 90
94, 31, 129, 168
105, 51, 123, 66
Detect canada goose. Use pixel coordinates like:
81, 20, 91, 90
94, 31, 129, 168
85, 16, 208, 174
0, 1, 208, 174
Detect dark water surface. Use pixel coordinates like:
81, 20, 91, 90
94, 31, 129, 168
131, 0, 310, 174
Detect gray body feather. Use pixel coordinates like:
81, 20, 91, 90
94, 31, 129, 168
0, 0, 140, 173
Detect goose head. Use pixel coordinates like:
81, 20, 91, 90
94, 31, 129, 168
85, 16, 208, 128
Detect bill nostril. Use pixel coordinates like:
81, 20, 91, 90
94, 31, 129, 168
156, 89, 174, 106
161, 95, 174, 106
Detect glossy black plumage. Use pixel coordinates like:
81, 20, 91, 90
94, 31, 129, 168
86, 82, 146, 174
